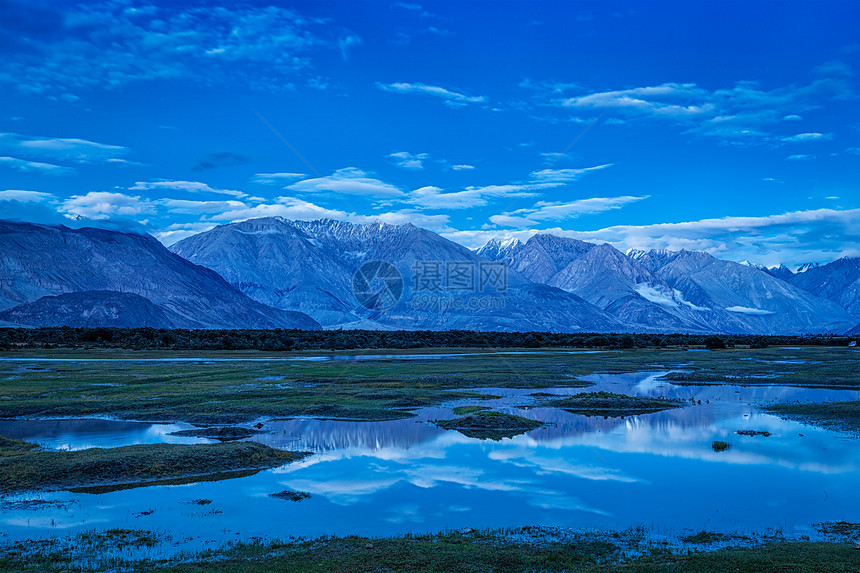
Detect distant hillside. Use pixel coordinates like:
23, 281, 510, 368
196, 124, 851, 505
0, 221, 320, 330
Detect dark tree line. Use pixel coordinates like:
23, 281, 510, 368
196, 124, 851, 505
0, 327, 853, 351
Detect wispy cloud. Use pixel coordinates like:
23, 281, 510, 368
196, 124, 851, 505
376, 82, 487, 107
0, 132, 127, 164
130, 180, 247, 198
0, 2, 344, 95
405, 164, 613, 211
529, 164, 613, 182
207, 197, 351, 222
338, 34, 363, 61
408, 184, 543, 210
0, 190, 55, 203
251, 172, 308, 185
0, 156, 72, 175
451, 164, 475, 171
541, 74, 854, 147
159, 199, 248, 214
491, 195, 648, 226
388, 151, 429, 170
778, 132, 832, 143
286, 167, 405, 197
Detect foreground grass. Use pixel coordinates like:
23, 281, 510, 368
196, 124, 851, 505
0, 437, 305, 493
1, 530, 858, 573
765, 400, 860, 433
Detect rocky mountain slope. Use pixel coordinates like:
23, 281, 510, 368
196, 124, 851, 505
788, 257, 860, 318
0, 221, 320, 330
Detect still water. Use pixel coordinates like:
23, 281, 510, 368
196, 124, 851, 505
0, 371, 858, 554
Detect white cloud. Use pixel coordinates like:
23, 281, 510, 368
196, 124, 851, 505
779, 132, 832, 143
546, 76, 853, 146
489, 214, 540, 227
376, 82, 487, 107
130, 180, 247, 198
359, 209, 451, 231
0, 190, 55, 202
159, 199, 248, 214
62, 192, 154, 219
286, 167, 404, 198
388, 151, 429, 170
251, 172, 307, 185
451, 164, 475, 171
208, 197, 351, 222
0, 156, 72, 175
786, 154, 815, 161
404, 163, 613, 211
529, 164, 613, 182
561, 83, 714, 117
506, 195, 650, 223
0, 132, 128, 164
408, 184, 543, 210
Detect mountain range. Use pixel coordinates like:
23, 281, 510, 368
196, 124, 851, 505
1, 217, 857, 335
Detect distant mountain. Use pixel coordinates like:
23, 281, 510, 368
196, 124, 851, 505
172, 218, 622, 332
628, 248, 855, 334
479, 235, 712, 332
796, 262, 820, 274
0, 221, 320, 330
474, 237, 523, 265
168, 217, 355, 325
764, 264, 794, 281
0, 291, 173, 328
788, 257, 860, 318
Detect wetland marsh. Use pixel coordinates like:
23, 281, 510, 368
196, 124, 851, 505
0, 346, 858, 571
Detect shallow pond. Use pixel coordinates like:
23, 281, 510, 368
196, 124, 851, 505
1, 370, 859, 556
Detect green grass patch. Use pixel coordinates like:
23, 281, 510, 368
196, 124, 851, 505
269, 490, 310, 502
167, 426, 267, 441
0, 437, 306, 493
549, 391, 683, 417
435, 411, 543, 440
712, 440, 732, 452
765, 400, 860, 433
451, 405, 491, 415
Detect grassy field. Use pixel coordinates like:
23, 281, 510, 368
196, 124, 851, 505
0, 347, 856, 424
0, 436, 305, 493
766, 400, 860, 433
0, 529, 858, 572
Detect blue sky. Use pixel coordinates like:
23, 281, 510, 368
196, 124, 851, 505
1, 0, 858, 268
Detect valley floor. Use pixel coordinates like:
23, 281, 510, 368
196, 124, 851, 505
0, 346, 857, 571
